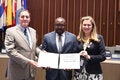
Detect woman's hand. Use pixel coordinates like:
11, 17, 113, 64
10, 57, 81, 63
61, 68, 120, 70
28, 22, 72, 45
79, 50, 90, 59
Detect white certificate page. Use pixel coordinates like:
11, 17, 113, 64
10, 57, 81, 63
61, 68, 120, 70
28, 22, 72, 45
59, 53, 80, 69
38, 51, 59, 69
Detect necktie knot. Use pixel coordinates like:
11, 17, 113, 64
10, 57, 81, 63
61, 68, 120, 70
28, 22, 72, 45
58, 34, 63, 40
24, 28, 27, 35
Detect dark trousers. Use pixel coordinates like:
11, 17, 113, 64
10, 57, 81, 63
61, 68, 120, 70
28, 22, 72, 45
22, 77, 35, 80
46, 69, 72, 80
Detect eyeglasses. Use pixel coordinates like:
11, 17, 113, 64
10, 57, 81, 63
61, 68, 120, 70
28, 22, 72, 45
20, 15, 30, 19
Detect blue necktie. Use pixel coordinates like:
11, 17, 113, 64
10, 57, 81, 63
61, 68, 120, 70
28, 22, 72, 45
24, 28, 30, 44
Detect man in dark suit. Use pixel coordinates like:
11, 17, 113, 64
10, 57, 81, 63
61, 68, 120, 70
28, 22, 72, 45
4, 9, 39, 80
41, 17, 78, 80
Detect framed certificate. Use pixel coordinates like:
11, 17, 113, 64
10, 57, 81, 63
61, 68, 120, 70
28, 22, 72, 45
38, 51, 80, 69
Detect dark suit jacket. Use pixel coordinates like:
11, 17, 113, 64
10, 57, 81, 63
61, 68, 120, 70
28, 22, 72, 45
41, 31, 78, 80
76, 35, 106, 74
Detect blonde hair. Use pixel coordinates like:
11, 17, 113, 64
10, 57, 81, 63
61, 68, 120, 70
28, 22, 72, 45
77, 16, 99, 42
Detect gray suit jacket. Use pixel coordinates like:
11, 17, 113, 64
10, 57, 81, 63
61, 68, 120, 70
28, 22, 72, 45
5, 25, 37, 80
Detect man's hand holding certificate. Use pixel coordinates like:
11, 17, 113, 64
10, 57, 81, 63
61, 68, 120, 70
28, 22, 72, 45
38, 51, 80, 69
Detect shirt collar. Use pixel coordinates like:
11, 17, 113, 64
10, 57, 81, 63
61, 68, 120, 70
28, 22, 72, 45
18, 24, 28, 32
56, 32, 65, 37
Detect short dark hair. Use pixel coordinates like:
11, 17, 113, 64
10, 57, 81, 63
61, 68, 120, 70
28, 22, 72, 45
18, 8, 30, 17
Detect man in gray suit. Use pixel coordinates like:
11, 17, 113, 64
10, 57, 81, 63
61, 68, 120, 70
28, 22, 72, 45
41, 17, 78, 80
4, 9, 39, 80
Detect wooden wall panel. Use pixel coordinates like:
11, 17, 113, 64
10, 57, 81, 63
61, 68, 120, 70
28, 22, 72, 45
27, 0, 43, 45
66, 0, 70, 31
116, 20, 120, 45
0, 0, 120, 50
119, 0, 120, 11
101, 0, 108, 45
62, 0, 67, 19
55, 0, 61, 18
74, 0, 80, 35
114, 0, 117, 45
116, 0, 120, 45
116, 21, 120, 45
81, 0, 87, 17
43, 0, 49, 34
49, 0, 55, 32
94, 0, 101, 33
26, 0, 120, 46
68, 0, 74, 33
108, 0, 115, 46
88, 0, 94, 17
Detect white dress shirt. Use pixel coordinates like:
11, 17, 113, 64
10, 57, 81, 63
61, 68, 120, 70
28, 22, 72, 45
56, 32, 65, 51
